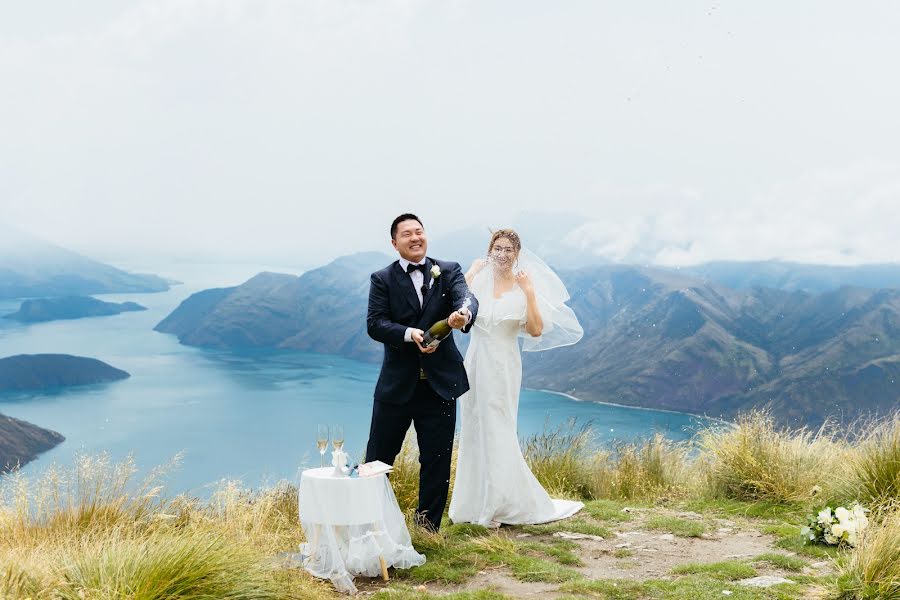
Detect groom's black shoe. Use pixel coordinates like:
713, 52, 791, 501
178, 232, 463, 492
413, 510, 440, 533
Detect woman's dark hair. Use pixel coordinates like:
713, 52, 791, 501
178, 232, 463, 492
391, 213, 424, 239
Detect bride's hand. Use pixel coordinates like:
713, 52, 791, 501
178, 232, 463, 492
465, 258, 487, 284
515, 270, 535, 295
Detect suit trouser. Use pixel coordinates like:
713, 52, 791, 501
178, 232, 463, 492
365, 380, 456, 531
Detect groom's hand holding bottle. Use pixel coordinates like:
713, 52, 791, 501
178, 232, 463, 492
411, 329, 438, 354
412, 307, 470, 353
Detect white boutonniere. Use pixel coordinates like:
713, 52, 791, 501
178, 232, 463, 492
431, 264, 441, 279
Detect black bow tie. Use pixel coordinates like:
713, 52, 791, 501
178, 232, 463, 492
406, 262, 427, 274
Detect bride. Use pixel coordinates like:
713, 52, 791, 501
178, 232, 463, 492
449, 229, 585, 527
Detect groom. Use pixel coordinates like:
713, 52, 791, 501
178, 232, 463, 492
365, 213, 478, 531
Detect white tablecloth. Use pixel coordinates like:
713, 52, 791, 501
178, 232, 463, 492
297, 467, 425, 594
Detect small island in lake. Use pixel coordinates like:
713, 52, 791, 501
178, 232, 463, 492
0, 413, 65, 473
4, 296, 147, 323
0, 354, 130, 391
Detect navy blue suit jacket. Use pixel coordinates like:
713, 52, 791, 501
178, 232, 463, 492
367, 257, 479, 405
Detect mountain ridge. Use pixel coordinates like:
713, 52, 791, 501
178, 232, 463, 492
0, 413, 64, 473
154, 252, 900, 427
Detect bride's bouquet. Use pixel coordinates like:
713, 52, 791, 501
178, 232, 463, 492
801, 502, 869, 547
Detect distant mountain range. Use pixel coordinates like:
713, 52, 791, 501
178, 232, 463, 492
0, 226, 170, 299
155, 252, 900, 427
4, 296, 146, 323
155, 252, 386, 361
0, 413, 64, 473
0, 354, 130, 391
523, 266, 900, 427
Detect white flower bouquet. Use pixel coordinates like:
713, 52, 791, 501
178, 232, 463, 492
801, 502, 869, 547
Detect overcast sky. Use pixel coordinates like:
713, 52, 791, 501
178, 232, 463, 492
1, 1, 899, 268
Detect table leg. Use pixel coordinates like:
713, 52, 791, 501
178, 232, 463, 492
369, 523, 390, 581
307, 524, 321, 563
379, 556, 389, 582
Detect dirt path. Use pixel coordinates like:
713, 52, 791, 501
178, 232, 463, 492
354, 506, 832, 597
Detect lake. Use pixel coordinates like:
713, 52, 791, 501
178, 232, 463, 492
0, 262, 712, 496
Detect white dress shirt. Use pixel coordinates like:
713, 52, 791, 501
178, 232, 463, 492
397, 257, 470, 343
399, 257, 431, 307
399, 257, 431, 343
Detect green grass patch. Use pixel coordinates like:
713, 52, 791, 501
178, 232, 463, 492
761, 523, 840, 559
373, 587, 514, 600
444, 523, 492, 538
397, 545, 483, 584
518, 517, 612, 539
502, 551, 582, 583
645, 515, 706, 537
671, 560, 758, 580
752, 552, 808, 572
583, 499, 636, 522
399, 530, 583, 585
523, 540, 582, 566
560, 578, 647, 599
680, 498, 806, 521
399, 529, 484, 584
613, 548, 634, 558
476, 535, 583, 583
562, 575, 803, 599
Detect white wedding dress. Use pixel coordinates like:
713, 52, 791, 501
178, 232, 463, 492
449, 264, 584, 526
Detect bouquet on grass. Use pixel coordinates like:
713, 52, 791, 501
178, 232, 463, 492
802, 502, 869, 547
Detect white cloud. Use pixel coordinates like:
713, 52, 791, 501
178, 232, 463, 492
1, 1, 899, 267
565, 161, 900, 266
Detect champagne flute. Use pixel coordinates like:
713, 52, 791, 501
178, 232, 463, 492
332, 424, 344, 452
316, 424, 329, 467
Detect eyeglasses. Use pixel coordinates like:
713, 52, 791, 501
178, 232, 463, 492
491, 246, 516, 255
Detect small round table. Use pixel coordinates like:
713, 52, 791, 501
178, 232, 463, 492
297, 467, 425, 594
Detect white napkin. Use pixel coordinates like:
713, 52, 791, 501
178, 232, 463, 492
357, 460, 393, 477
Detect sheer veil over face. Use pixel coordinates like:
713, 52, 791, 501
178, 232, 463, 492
470, 243, 584, 352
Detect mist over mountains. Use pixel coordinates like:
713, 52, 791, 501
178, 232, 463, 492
0, 226, 170, 299
430, 214, 900, 294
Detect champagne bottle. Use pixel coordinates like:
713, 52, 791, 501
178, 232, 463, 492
422, 318, 452, 348
422, 306, 469, 348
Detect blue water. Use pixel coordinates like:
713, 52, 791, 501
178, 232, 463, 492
0, 262, 711, 496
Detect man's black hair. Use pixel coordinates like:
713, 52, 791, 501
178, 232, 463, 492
391, 213, 424, 239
